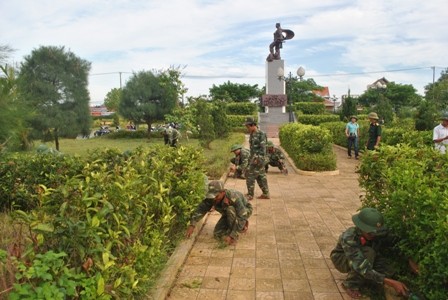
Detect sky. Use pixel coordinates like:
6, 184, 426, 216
2, 0, 447, 106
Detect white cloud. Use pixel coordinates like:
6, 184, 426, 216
1, 0, 447, 104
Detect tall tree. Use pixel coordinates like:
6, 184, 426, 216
118, 70, 177, 133
286, 77, 324, 103
425, 68, 448, 110
209, 81, 261, 102
340, 96, 358, 121
104, 88, 122, 112
18, 46, 92, 151
0, 65, 31, 151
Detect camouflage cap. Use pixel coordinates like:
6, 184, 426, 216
243, 117, 256, 126
267, 141, 274, 147
206, 180, 225, 199
230, 144, 243, 152
368, 112, 379, 120
352, 207, 384, 233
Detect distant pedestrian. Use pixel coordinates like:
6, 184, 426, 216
167, 127, 180, 147
433, 112, 448, 154
185, 180, 252, 246
345, 116, 360, 159
244, 117, 270, 200
366, 112, 381, 150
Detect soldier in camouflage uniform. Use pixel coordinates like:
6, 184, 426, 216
229, 144, 250, 179
244, 117, 270, 200
185, 180, 252, 246
330, 208, 409, 299
167, 127, 180, 147
265, 141, 288, 175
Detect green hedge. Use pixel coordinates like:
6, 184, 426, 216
227, 115, 257, 129
1, 146, 206, 298
296, 114, 340, 125
359, 146, 448, 299
295, 102, 326, 115
226, 102, 257, 115
279, 123, 336, 171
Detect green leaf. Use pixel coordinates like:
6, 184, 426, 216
97, 276, 105, 296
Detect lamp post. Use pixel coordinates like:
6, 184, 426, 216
277, 66, 305, 122
332, 95, 337, 113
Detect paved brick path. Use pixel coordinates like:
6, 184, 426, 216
167, 139, 364, 300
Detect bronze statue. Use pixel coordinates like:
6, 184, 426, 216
267, 23, 294, 62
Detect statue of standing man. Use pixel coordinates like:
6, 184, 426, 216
267, 23, 294, 62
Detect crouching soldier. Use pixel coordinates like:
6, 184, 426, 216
330, 207, 409, 299
185, 180, 252, 246
265, 141, 288, 175
229, 144, 250, 179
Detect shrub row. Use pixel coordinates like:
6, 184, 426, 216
227, 115, 257, 129
0, 146, 206, 298
279, 123, 337, 171
320, 121, 433, 150
358, 145, 448, 299
296, 114, 340, 125
226, 102, 257, 115
294, 102, 326, 115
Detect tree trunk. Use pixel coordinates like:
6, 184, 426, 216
145, 120, 152, 138
54, 128, 60, 151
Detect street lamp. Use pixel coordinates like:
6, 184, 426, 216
332, 95, 338, 113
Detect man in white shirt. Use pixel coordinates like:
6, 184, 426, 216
433, 113, 448, 154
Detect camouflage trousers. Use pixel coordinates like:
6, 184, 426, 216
330, 246, 393, 290
246, 160, 269, 196
213, 206, 252, 240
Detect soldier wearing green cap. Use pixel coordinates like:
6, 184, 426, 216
330, 207, 409, 298
243, 117, 270, 200
229, 144, 250, 179
185, 180, 252, 246
366, 112, 382, 150
265, 141, 288, 175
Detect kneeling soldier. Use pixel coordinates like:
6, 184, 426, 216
186, 180, 252, 246
265, 141, 288, 175
330, 207, 409, 299
229, 144, 250, 179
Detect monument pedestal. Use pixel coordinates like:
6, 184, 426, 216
265, 60, 285, 95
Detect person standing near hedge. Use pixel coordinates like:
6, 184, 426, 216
345, 116, 360, 159
229, 144, 250, 179
330, 207, 409, 299
185, 180, 252, 246
366, 112, 381, 150
244, 117, 270, 200
433, 112, 448, 154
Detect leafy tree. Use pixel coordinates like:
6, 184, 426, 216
376, 94, 394, 123
191, 97, 215, 148
340, 96, 358, 121
286, 77, 324, 103
211, 101, 229, 138
0, 44, 14, 64
119, 70, 178, 133
18, 46, 92, 151
209, 81, 261, 102
425, 68, 448, 110
104, 88, 122, 112
358, 82, 421, 113
415, 100, 438, 131
0, 65, 31, 151
160, 65, 188, 106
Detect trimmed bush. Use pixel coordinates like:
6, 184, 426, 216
1, 145, 207, 298
226, 102, 257, 115
295, 102, 326, 115
279, 123, 337, 171
296, 114, 340, 125
359, 145, 448, 299
227, 115, 257, 129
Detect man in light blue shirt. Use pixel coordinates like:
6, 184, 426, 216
345, 116, 360, 159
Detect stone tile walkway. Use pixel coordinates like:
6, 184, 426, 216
167, 139, 364, 300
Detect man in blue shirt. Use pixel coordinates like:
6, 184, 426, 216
345, 116, 360, 159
